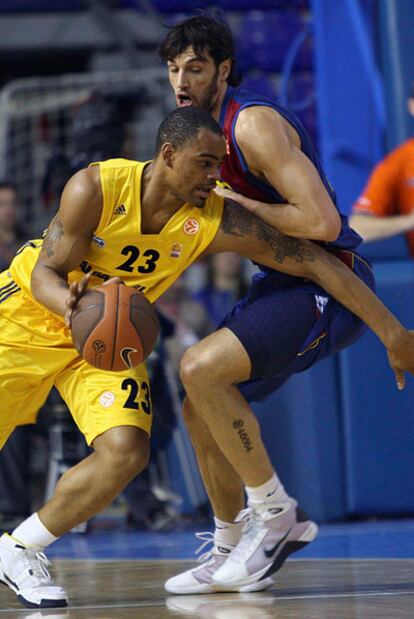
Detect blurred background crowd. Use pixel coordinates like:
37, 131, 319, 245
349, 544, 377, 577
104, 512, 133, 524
0, 0, 413, 534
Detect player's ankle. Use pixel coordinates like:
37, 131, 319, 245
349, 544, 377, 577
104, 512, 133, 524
245, 472, 290, 506
214, 516, 243, 548
11, 513, 59, 551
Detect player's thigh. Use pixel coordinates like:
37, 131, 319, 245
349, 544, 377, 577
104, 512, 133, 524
220, 287, 317, 379
55, 359, 153, 446
0, 297, 74, 448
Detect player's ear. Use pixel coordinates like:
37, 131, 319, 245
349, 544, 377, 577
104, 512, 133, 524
161, 142, 175, 168
407, 97, 414, 117
219, 58, 231, 83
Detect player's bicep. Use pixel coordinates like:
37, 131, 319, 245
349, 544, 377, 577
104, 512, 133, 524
265, 146, 332, 210
208, 200, 316, 276
36, 168, 102, 275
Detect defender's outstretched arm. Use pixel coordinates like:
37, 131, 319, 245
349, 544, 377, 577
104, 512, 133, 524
206, 200, 414, 388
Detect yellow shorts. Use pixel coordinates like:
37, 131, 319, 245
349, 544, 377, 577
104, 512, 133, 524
0, 272, 153, 449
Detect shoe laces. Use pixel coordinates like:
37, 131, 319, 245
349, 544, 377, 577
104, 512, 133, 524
20, 548, 54, 585
194, 531, 216, 564
234, 507, 253, 532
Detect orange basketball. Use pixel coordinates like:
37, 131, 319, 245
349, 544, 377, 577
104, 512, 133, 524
70, 280, 159, 372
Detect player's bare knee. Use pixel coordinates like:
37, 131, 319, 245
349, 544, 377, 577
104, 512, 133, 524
95, 427, 150, 479
182, 397, 201, 429
180, 346, 216, 390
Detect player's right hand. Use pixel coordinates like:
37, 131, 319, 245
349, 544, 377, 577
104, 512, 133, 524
386, 329, 414, 391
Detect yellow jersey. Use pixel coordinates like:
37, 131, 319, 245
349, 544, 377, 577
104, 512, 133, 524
9, 158, 224, 304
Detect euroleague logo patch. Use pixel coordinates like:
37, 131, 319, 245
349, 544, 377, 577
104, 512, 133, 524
183, 218, 200, 235
93, 340, 106, 354
99, 391, 115, 408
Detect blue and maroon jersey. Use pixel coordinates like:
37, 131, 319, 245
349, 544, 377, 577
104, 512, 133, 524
218, 86, 362, 280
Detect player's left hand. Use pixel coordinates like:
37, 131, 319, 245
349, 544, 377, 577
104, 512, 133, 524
386, 329, 414, 390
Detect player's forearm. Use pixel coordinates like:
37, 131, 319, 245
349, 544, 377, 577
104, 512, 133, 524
31, 263, 70, 317
350, 213, 414, 241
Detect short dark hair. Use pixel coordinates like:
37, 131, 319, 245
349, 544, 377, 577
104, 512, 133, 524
155, 106, 224, 155
159, 15, 241, 87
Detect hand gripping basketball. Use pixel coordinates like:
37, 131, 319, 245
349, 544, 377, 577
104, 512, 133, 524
69, 277, 160, 372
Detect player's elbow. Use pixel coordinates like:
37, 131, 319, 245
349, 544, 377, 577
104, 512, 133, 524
311, 213, 341, 242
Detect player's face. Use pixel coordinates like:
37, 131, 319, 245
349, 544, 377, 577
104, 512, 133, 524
168, 128, 227, 209
167, 47, 228, 114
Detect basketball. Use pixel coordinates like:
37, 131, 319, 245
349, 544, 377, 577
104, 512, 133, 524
70, 280, 159, 372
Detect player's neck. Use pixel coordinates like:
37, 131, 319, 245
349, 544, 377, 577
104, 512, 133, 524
210, 84, 229, 121
141, 162, 185, 234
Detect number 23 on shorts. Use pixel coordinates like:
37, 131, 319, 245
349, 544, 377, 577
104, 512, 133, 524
121, 378, 151, 414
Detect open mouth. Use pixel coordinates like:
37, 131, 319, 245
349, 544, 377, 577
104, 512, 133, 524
177, 93, 193, 107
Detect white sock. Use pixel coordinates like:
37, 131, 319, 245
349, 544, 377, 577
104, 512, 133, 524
245, 472, 290, 505
12, 513, 59, 550
213, 517, 243, 553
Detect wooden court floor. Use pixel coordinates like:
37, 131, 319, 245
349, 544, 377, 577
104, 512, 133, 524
0, 558, 413, 618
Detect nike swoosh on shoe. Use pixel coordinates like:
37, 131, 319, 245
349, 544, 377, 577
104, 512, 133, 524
264, 529, 292, 558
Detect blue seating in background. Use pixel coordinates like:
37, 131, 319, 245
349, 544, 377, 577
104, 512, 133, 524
0, 0, 84, 10
236, 10, 304, 72
217, 0, 309, 8
147, 0, 207, 13
217, 0, 291, 9
242, 74, 279, 100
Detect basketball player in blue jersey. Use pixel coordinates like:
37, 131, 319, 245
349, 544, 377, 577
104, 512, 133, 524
160, 16, 388, 593
1, 108, 413, 610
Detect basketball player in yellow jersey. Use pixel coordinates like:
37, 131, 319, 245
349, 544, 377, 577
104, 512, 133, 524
0, 106, 413, 609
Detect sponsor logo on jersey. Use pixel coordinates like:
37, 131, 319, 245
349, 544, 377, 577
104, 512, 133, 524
92, 235, 105, 248
183, 218, 200, 235
99, 391, 115, 408
114, 204, 127, 215
170, 243, 183, 258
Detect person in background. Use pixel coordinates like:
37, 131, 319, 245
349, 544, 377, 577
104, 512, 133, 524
0, 182, 26, 271
193, 252, 249, 326
350, 83, 414, 253
157, 278, 212, 372
0, 182, 30, 531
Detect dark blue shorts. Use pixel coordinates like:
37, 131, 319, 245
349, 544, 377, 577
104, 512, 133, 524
218, 251, 375, 403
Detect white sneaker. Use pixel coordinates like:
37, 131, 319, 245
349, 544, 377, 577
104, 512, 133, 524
213, 501, 318, 588
164, 531, 273, 594
0, 533, 68, 608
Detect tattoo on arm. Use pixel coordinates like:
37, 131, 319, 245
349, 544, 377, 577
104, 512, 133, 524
221, 200, 315, 263
43, 217, 64, 257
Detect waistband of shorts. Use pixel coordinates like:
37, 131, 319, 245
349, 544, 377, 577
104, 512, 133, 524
329, 249, 373, 273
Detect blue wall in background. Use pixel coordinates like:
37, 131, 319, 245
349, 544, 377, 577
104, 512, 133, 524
379, 0, 414, 149
312, 0, 386, 214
